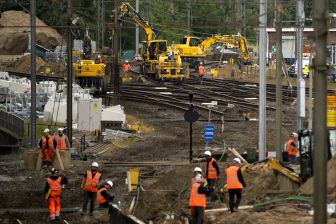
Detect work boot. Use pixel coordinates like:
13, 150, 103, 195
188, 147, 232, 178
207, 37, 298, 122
55, 215, 60, 220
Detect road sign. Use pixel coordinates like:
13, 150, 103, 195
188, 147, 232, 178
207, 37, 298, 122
184, 108, 199, 123
204, 125, 214, 141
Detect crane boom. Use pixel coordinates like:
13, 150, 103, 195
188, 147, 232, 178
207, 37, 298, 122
119, 2, 157, 42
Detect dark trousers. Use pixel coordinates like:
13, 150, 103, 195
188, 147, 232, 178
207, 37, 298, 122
228, 189, 242, 212
82, 191, 97, 213
191, 206, 204, 224
99, 201, 110, 208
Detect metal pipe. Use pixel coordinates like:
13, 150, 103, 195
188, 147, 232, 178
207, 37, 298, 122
296, 0, 304, 130
275, 0, 283, 160
66, 0, 73, 147
258, 0, 267, 161
113, 0, 120, 105
313, 0, 328, 222
30, 0, 36, 147
135, 0, 139, 55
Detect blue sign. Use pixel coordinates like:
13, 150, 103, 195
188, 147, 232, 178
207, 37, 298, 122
204, 125, 215, 141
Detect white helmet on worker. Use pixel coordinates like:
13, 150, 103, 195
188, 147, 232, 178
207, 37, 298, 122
43, 128, 50, 133
57, 128, 63, 132
291, 132, 298, 138
233, 158, 241, 165
91, 162, 99, 168
195, 173, 202, 183
193, 167, 202, 173
204, 150, 211, 157
199, 62, 203, 65
107, 180, 113, 188
125, 60, 129, 63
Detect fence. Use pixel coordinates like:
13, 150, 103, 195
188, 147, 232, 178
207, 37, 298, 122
0, 109, 25, 138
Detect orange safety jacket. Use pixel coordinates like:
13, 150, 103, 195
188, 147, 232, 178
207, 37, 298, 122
84, 170, 101, 192
47, 177, 62, 197
198, 66, 205, 76
225, 166, 243, 190
97, 187, 107, 204
56, 135, 67, 151
41, 136, 55, 150
189, 178, 206, 208
287, 139, 297, 156
207, 157, 218, 180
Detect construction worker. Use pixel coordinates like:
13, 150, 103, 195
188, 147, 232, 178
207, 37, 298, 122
225, 158, 246, 213
82, 162, 102, 216
97, 181, 114, 208
54, 128, 70, 151
189, 173, 211, 224
198, 62, 205, 84
45, 167, 68, 221
303, 64, 309, 78
122, 60, 131, 76
204, 150, 220, 189
287, 132, 298, 164
39, 128, 56, 168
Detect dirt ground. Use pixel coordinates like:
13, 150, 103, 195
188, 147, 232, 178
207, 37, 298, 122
0, 69, 335, 223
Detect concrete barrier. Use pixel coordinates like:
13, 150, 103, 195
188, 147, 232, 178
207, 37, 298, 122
109, 205, 145, 224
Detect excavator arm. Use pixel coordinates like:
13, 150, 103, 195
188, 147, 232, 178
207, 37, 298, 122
118, 2, 156, 42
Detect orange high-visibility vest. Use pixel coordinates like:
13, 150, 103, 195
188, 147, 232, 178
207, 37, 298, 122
97, 187, 107, 204
47, 177, 62, 197
287, 139, 297, 156
225, 166, 243, 189
84, 170, 101, 192
56, 135, 67, 151
41, 136, 55, 150
207, 157, 218, 180
189, 178, 206, 208
198, 66, 205, 76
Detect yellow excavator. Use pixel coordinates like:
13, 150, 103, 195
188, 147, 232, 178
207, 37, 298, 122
169, 34, 251, 68
118, 2, 188, 82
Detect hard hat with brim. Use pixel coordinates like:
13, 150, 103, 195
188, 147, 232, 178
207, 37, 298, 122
43, 128, 50, 133
57, 128, 63, 132
107, 180, 113, 188
193, 167, 202, 173
91, 162, 99, 168
233, 158, 241, 164
204, 150, 211, 156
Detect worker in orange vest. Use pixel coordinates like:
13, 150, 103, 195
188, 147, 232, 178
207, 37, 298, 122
54, 128, 70, 151
82, 162, 102, 216
122, 60, 131, 76
189, 172, 210, 224
287, 132, 298, 164
204, 150, 220, 190
39, 128, 56, 168
97, 180, 114, 208
198, 62, 205, 84
225, 158, 246, 213
45, 167, 68, 221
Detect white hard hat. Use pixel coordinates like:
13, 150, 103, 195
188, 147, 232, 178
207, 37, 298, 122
107, 180, 113, 188
195, 173, 202, 183
204, 150, 211, 157
57, 128, 63, 132
125, 60, 129, 63
91, 162, 99, 168
43, 128, 50, 133
200, 62, 203, 65
193, 167, 202, 173
291, 132, 298, 137
233, 158, 241, 164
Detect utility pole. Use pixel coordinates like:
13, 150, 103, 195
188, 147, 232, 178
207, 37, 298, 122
258, 0, 267, 161
135, 0, 139, 55
242, 0, 246, 36
187, 0, 191, 35
30, 0, 36, 147
97, 0, 101, 50
113, 0, 120, 105
296, 0, 305, 130
275, 0, 283, 160
102, 0, 105, 48
308, 53, 313, 129
313, 0, 328, 222
66, 0, 73, 147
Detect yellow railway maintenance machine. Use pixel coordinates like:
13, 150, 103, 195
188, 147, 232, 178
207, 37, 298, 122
119, 2, 188, 83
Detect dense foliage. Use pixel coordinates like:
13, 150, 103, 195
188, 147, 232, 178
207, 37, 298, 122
2, 0, 336, 51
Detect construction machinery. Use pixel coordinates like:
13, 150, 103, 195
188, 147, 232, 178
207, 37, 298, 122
73, 33, 106, 93
169, 34, 252, 68
118, 2, 188, 82
298, 129, 335, 180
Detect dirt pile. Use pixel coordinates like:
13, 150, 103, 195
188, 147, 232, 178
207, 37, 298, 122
0, 11, 62, 55
300, 155, 336, 197
12, 54, 46, 73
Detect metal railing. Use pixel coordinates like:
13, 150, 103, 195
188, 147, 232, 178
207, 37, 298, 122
0, 109, 25, 138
